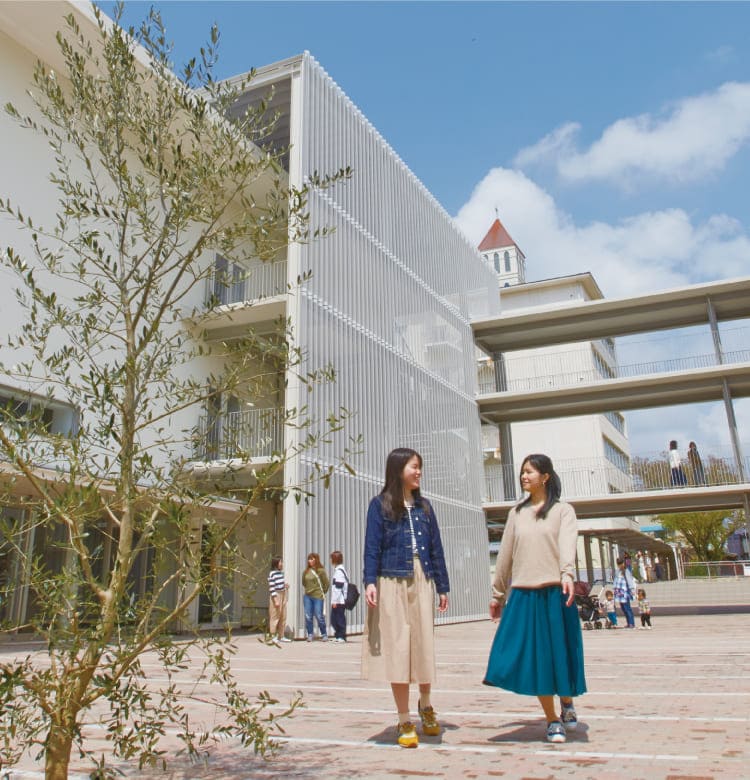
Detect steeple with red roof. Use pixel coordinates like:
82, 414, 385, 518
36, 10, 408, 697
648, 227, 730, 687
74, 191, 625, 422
477, 216, 526, 288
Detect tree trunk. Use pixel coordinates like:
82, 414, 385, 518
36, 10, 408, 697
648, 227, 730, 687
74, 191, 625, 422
45, 721, 74, 780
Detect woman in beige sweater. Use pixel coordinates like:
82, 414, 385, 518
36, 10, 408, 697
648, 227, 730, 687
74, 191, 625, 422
483, 453, 586, 744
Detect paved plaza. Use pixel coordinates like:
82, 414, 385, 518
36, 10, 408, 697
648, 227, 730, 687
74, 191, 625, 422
4, 613, 750, 779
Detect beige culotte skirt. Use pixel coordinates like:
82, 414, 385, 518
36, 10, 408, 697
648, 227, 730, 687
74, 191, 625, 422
361, 557, 436, 684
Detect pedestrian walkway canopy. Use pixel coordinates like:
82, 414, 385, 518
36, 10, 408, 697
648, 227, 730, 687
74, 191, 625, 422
472, 275, 750, 353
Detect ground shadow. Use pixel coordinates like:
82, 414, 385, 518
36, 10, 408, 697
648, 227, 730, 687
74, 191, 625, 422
488, 720, 590, 744
367, 719, 461, 746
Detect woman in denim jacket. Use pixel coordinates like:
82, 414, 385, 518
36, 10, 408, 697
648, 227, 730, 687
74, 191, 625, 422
362, 448, 449, 748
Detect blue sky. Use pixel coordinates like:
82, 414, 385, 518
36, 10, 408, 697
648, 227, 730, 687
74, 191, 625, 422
106, 1, 750, 456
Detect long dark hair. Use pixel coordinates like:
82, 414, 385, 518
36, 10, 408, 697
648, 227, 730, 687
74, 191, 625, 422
379, 447, 430, 520
515, 453, 561, 519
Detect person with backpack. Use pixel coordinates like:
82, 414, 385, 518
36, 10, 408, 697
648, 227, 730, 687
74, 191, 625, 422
330, 550, 349, 643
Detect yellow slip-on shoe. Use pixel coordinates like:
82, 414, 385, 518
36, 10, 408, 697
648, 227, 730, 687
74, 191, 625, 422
397, 721, 419, 748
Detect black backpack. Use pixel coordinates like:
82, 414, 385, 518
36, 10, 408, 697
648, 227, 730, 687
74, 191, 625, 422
343, 569, 360, 610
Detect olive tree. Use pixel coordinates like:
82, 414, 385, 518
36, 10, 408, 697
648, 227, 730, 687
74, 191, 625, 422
0, 4, 352, 778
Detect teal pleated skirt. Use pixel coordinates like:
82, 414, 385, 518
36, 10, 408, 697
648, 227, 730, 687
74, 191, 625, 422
483, 585, 587, 697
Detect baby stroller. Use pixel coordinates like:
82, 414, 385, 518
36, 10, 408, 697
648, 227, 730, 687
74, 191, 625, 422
574, 581, 603, 630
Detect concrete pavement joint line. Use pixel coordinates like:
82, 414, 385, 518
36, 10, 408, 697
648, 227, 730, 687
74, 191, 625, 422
274, 736, 700, 762
278, 706, 750, 724
148, 679, 750, 697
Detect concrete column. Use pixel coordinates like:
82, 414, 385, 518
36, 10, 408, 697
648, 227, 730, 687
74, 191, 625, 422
584, 535, 594, 584
498, 421, 517, 502
706, 297, 725, 364
492, 351, 508, 392
707, 297, 746, 482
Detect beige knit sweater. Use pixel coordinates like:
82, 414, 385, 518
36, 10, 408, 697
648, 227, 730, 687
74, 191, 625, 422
492, 501, 578, 600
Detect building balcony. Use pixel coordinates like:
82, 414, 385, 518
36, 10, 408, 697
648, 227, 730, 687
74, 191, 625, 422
476, 343, 750, 396
192, 406, 284, 465
200, 259, 288, 336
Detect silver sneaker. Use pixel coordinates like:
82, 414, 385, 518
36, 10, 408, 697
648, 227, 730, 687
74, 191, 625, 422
560, 703, 578, 731
546, 720, 566, 743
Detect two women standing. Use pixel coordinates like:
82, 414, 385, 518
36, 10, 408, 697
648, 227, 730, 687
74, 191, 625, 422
362, 448, 585, 747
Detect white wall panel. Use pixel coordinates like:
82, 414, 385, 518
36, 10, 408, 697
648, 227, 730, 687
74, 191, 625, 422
276, 55, 500, 630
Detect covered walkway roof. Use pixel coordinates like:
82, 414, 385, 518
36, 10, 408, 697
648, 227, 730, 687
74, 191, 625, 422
472, 275, 750, 354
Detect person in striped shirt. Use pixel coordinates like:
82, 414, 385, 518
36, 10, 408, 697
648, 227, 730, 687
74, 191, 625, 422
268, 557, 291, 644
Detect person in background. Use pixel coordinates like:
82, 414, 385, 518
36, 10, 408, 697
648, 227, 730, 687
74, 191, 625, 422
688, 441, 706, 485
644, 551, 654, 583
613, 558, 636, 629
362, 448, 450, 749
330, 550, 349, 643
668, 440, 688, 486
483, 453, 587, 745
302, 552, 329, 642
637, 588, 653, 629
600, 589, 617, 629
654, 553, 664, 581
268, 556, 291, 644
636, 551, 647, 583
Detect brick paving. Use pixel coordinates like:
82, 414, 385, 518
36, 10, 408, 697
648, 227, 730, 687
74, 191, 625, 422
4, 613, 750, 779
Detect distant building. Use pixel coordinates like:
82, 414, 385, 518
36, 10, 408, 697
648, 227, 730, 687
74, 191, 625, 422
478, 217, 526, 288
477, 221, 634, 581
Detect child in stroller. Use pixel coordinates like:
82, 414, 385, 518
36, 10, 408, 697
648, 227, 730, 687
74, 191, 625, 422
574, 581, 604, 630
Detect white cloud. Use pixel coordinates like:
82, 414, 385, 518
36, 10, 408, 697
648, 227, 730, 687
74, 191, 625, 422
513, 122, 579, 169
454, 166, 750, 297
513, 82, 750, 185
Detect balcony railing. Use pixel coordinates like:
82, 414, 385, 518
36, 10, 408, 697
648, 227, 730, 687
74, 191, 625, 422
477, 343, 750, 395
205, 259, 287, 309
484, 448, 750, 503
195, 407, 284, 462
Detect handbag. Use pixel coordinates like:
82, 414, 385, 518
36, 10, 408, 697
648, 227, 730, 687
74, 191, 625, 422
342, 568, 360, 611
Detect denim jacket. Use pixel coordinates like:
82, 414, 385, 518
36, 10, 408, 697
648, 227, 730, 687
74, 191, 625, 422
363, 495, 450, 595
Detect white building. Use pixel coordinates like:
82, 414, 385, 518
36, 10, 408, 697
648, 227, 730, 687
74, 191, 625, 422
0, 3, 499, 634
478, 217, 526, 289
477, 220, 633, 579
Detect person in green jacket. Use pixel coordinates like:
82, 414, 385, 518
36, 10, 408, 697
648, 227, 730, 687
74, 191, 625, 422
302, 552, 330, 641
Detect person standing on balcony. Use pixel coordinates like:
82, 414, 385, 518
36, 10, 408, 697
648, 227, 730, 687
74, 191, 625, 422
668, 440, 688, 486
687, 441, 706, 485
302, 552, 329, 642
362, 448, 450, 749
613, 557, 636, 628
483, 453, 587, 745
267, 556, 291, 645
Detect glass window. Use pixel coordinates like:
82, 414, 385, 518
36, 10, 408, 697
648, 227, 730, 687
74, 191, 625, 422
493, 252, 500, 272
504, 251, 511, 272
